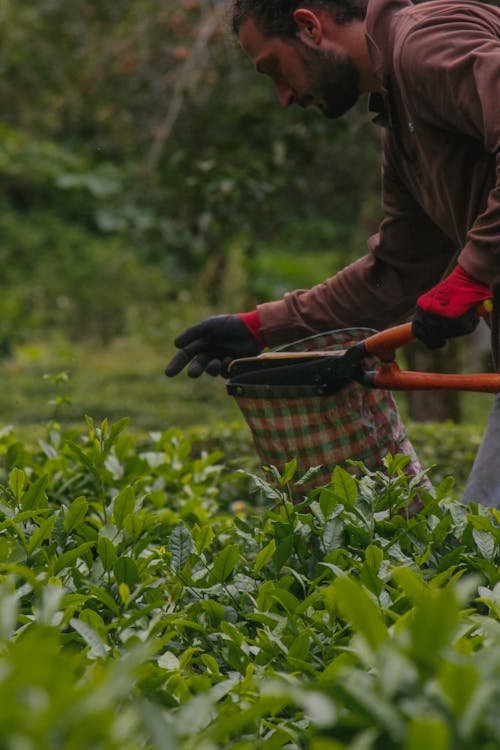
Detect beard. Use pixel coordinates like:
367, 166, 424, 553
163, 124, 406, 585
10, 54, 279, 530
295, 42, 360, 119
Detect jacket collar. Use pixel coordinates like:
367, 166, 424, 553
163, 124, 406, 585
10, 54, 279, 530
364, 0, 412, 128
368, 91, 391, 128
365, 0, 412, 83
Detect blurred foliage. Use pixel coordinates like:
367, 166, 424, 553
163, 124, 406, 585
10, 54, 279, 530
406, 421, 483, 490
0, 0, 383, 347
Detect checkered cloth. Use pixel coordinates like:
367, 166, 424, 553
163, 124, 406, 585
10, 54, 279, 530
227, 328, 428, 494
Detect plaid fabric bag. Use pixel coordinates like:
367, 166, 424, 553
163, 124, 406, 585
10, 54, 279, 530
227, 328, 428, 494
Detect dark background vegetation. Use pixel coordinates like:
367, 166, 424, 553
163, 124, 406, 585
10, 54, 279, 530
0, 0, 380, 347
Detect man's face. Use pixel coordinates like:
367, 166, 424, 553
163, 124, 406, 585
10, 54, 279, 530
238, 17, 360, 119
295, 38, 360, 118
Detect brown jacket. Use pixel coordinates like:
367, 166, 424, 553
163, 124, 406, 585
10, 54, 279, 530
257, 0, 500, 359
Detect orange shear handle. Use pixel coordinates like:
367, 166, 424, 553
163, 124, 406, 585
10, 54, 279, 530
363, 323, 415, 362
363, 300, 497, 392
372, 361, 500, 393
363, 300, 493, 362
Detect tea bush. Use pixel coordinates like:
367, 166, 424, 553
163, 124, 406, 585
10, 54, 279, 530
406, 420, 483, 489
0, 419, 498, 749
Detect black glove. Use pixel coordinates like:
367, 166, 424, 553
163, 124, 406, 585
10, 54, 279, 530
412, 306, 480, 350
165, 315, 262, 378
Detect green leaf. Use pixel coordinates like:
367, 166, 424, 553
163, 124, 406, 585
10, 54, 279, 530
411, 589, 460, 670
70, 617, 108, 658
201, 653, 220, 675
273, 535, 294, 569
192, 523, 214, 555
201, 599, 225, 625
334, 575, 387, 650
268, 587, 300, 614
288, 630, 310, 660
27, 515, 56, 555
404, 715, 449, 750
339, 673, 405, 740
9, 468, 26, 503
220, 621, 244, 646
319, 487, 344, 519
158, 651, 180, 671
67, 441, 102, 481
169, 524, 194, 572
330, 467, 357, 505
113, 486, 136, 529
393, 569, 461, 666
365, 544, 384, 571
21, 474, 49, 510
439, 660, 478, 719
103, 417, 130, 453
79, 608, 106, 637
392, 567, 428, 602
253, 539, 276, 574
360, 544, 384, 595
123, 513, 145, 541
97, 536, 117, 572
114, 556, 140, 586
211, 544, 240, 583
53, 541, 94, 574
88, 584, 121, 615
472, 529, 496, 561
280, 458, 297, 486
179, 646, 201, 670
119, 582, 130, 604
64, 496, 88, 533
0, 588, 19, 639
385, 453, 411, 475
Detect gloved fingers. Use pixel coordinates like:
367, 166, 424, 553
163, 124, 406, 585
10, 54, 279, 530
165, 349, 192, 377
205, 358, 223, 376
412, 306, 481, 350
165, 338, 207, 377
167, 314, 262, 378
411, 322, 445, 349
454, 308, 480, 336
174, 318, 218, 348
187, 351, 214, 378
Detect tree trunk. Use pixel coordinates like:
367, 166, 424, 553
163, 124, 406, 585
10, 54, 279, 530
404, 340, 462, 422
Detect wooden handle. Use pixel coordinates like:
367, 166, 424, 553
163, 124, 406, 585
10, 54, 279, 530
372, 362, 500, 393
364, 301, 493, 362
363, 323, 415, 361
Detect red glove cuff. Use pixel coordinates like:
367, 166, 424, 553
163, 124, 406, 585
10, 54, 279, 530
417, 265, 490, 319
236, 310, 265, 348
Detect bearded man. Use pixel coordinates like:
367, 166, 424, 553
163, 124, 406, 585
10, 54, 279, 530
166, 0, 500, 506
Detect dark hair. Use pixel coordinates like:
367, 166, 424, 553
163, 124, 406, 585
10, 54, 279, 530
231, 0, 368, 37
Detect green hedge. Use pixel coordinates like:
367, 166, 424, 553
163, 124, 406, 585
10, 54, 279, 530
0, 419, 498, 749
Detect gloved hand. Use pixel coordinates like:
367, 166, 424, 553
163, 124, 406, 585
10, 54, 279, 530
412, 265, 491, 349
165, 313, 263, 378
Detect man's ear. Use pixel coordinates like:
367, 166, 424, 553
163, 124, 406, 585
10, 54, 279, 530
293, 8, 323, 45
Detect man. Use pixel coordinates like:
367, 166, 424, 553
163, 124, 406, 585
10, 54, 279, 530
166, 0, 500, 506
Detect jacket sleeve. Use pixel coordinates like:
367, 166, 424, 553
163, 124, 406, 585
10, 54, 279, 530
258, 138, 456, 348
396, 8, 500, 286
